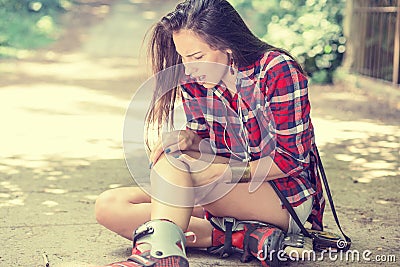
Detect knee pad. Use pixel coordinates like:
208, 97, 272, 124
133, 220, 187, 259
104, 219, 189, 267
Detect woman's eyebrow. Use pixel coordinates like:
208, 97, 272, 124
185, 51, 202, 57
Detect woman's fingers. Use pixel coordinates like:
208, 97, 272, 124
176, 153, 212, 173
164, 139, 185, 155
149, 139, 164, 167
149, 130, 192, 167
178, 155, 230, 186
149, 148, 162, 168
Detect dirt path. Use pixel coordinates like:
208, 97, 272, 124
0, 0, 399, 266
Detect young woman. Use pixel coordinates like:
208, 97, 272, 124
95, 0, 325, 266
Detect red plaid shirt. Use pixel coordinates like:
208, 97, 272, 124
180, 51, 325, 230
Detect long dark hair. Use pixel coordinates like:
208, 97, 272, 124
145, 0, 295, 150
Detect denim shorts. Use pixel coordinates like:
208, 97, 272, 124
287, 197, 313, 234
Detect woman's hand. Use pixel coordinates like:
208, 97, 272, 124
175, 153, 230, 187
149, 130, 202, 168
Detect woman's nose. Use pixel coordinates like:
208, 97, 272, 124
184, 62, 196, 76
184, 65, 191, 76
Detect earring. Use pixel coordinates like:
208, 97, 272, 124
229, 54, 235, 75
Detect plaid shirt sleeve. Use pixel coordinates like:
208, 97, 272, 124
180, 84, 210, 139
264, 53, 312, 177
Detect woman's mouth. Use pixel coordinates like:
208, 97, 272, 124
196, 75, 206, 84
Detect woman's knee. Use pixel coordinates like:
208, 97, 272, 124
95, 189, 119, 225
95, 187, 150, 225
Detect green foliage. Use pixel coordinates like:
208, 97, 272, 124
229, 0, 346, 83
0, 0, 71, 58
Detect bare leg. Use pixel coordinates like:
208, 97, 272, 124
203, 182, 290, 231
95, 187, 213, 247
150, 154, 194, 231
96, 153, 290, 249
171, 151, 290, 230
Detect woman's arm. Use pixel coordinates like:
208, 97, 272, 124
173, 151, 285, 187
149, 129, 207, 167
249, 157, 287, 182
259, 52, 312, 179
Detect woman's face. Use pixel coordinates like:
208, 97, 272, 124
173, 29, 230, 89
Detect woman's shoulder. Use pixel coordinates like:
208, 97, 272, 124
259, 50, 305, 78
261, 50, 298, 69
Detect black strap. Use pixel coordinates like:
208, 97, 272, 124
269, 181, 312, 238
240, 224, 257, 263
221, 218, 234, 258
314, 146, 351, 244
268, 146, 351, 245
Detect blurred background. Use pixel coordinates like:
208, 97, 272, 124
231, 0, 399, 85
0, 0, 399, 266
1, 0, 399, 85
